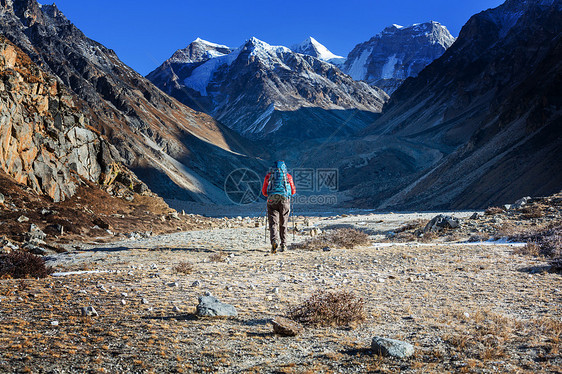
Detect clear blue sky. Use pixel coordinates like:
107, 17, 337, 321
46, 0, 505, 76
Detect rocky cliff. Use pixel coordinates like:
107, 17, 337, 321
0, 35, 129, 201
342, 22, 455, 94
0, 0, 261, 204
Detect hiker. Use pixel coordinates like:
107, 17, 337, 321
262, 160, 296, 253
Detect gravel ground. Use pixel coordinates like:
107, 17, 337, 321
1, 211, 560, 373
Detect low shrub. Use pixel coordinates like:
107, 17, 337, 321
520, 206, 543, 219
512, 224, 562, 258
514, 242, 541, 257
173, 261, 194, 274
288, 290, 365, 327
209, 251, 228, 262
485, 206, 505, 216
292, 228, 371, 250
0, 250, 53, 279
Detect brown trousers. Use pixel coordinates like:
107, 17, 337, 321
267, 195, 291, 245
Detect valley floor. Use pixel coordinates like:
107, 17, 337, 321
0, 212, 560, 373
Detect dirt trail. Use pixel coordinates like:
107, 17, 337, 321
1, 211, 560, 373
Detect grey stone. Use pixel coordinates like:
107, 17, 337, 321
513, 196, 531, 210
17, 216, 29, 223
424, 214, 460, 232
196, 296, 237, 317
371, 337, 414, 358
0, 193, 4, 204
191, 280, 201, 287
80, 306, 99, 317
271, 317, 303, 336
470, 212, 480, 220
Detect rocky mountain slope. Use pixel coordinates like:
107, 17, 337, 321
148, 37, 388, 140
325, 0, 562, 210
342, 22, 455, 94
0, 34, 140, 201
0, 0, 262, 204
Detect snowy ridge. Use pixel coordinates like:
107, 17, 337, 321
291, 37, 345, 63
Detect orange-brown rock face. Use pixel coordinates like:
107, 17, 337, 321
0, 35, 121, 201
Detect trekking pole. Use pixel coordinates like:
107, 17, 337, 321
292, 195, 296, 243
264, 199, 268, 244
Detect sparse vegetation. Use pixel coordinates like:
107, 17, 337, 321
288, 290, 365, 327
173, 261, 194, 274
520, 205, 544, 219
485, 206, 505, 215
512, 224, 562, 258
0, 250, 53, 279
291, 228, 371, 250
209, 251, 228, 262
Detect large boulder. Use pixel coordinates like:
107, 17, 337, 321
424, 214, 460, 232
196, 296, 237, 317
371, 337, 414, 358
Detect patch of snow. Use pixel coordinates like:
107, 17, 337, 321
52, 270, 115, 277
183, 47, 242, 96
247, 104, 276, 134
381, 54, 399, 79
193, 38, 230, 50
347, 47, 372, 80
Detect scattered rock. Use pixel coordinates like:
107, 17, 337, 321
424, 215, 460, 232
167, 282, 179, 287
191, 280, 201, 287
322, 246, 332, 252
0, 192, 4, 204
142, 298, 149, 305
50, 320, 59, 326
17, 215, 29, 223
172, 305, 181, 312
196, 296, 237, 317
371, 337, 414, 358
470, 212, 480, 220
271, 317, 303, 336
80, 306, 99, 317
512, 196, 531, 210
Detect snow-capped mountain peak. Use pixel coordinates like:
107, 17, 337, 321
167, 38, 232, 64
291, 36, 345, 64
244, 37, 292, 55
342, 21, 456, 94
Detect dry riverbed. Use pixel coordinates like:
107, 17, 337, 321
0, 211, 561, 373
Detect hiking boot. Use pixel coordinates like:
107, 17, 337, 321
271, 241, 279, 254
279, 244, 286, 252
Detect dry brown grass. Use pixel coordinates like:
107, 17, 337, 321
520, 205, 544, 219
291, 228, 371, 250
512, 224, 562, 258
514, 242, 541, 257
173, 261, 194, 274
395, 219, 428, 233
485, 206, 506, 215
0, 251, 53, 279
288, 290, 365, 327
208, 251, 228, 263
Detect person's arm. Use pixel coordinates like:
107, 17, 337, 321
287, 173, 296, 195
262, 173, 271, 196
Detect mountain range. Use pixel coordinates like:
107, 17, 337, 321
147, 37, 388, 140
0, 0, 560, 211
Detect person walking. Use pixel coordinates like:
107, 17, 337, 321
262, 160, 296, 253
